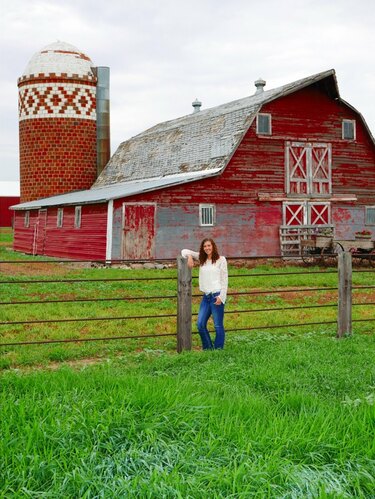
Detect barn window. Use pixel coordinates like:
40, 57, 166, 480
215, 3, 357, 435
342, 120, 356, 140
256, 113, 272, 135
24, 211, 30, 228
74, 206, 82, 228
57, 208, 64, 228
199, 204, 215, 226
365, 206, 375, 225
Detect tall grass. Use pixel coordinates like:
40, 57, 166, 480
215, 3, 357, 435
1, 334, 374, 497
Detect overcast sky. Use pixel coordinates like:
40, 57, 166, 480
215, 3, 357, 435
1, 0, 374, 182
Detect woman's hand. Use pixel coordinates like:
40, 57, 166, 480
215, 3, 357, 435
187, 255, 194, 269
214, 296, 222, 305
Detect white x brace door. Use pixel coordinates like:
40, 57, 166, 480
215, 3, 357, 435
283, 201, 331, 226
286, 142, 331, 195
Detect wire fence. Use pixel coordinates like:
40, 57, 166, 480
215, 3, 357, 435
0, 254, 374, 351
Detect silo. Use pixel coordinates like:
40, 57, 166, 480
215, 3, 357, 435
18, 41, 98, 202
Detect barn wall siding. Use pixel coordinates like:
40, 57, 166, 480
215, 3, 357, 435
332, 205, 368, 240
111, 202, 281, 259
111, 204, 123, 261
155, 204, 280, 258
0, 197, 19, 227
42, 205, 107, 259
13, 204, 107, 260
13, 210, 38, 253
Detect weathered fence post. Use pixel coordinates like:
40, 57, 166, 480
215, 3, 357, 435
177, 256, 192, 352
337, 251, 352, 337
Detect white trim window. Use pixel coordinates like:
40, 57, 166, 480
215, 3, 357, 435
256, 113, 272, 135
199, 204, 215, 226
74, 206, 82, 229
342, 119, 356, 140
24, 211, 30, 228
57, 208, 64, 228
365, 206, 375, 226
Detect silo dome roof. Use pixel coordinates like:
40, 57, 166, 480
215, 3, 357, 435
21, 41, 95, 79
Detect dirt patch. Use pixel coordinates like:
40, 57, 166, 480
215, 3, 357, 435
46, 356, 104, 370
0, 262, 76, 277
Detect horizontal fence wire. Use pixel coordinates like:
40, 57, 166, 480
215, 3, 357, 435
192, 270, 338, 280
0, 313, 177, 326
1, 270, 339, 286
193, 320, 338, 334
192, 288, 338, 298
0, 255, 300, 265
0, 295, 177, 306
0, 332, 176, 348
192, 303, 338, 316
0, 258, 176, 265
0, 276, 177, 285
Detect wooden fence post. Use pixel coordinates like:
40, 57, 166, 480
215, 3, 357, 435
177, 256, 192, 352
337, 251, 352, 338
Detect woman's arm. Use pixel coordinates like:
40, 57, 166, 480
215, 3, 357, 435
181, 249, 199, 269
181, 249, 199, 259
218, 256, 228, 304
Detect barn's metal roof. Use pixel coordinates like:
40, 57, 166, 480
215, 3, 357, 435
93, 69, 338, 187
11, 169, 221, 210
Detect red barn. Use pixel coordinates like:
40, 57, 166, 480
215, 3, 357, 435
0, 182, 20, 227
12, 69, 375, 259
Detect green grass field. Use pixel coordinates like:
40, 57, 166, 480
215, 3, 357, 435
1, 335, 374, 497
1, 230, 374, 496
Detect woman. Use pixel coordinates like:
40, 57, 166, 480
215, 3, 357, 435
181, 238, 228, 350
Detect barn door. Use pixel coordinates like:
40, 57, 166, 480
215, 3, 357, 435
309, 203, 330, 225
283, 202, 306, 226
283, 201, 331, 226
34, 209, 47, 255
286, 142, 331, 195
286, 144, 309, 194
311, 145, 331, 194
122, 203, 156, 260
281, 201, 331, 256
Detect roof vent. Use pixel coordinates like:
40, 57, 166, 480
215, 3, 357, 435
192, 98, 202, 113
254, 78, 266, 94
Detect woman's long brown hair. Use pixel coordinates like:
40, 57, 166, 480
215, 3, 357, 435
199, 238, 220, 265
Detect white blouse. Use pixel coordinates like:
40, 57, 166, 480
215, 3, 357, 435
181, 249, 228, 304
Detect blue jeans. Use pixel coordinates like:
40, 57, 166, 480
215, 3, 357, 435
197, 292, 225, 350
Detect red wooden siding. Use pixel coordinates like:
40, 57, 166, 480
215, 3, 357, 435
13, 203, 107, 260
0, 197, 19, 227
13, 210, 39, 252
122, 203, 156, 259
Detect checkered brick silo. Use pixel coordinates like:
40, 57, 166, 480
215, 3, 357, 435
18, 42, 97, 202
